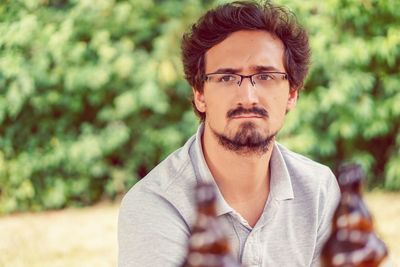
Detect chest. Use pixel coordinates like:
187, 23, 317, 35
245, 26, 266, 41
230, 196, 268, 228
221, 199, 320, 267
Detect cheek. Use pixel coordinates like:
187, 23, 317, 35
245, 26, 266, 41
206, 102, 227, 122
204, 92, 231, 118
265, 95, 289, 119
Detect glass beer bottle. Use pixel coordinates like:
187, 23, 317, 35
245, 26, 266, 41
181, 182, 242, 267
321, 164, 388, 266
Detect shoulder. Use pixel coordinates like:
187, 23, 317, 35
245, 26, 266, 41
276, 142, 340, 207
277, 143, 334, 180
276, 142, 338, 196
118, 136, 198, 266
275, 143, 340, 238
142, 134, 196, 190
119, 134, 198, 227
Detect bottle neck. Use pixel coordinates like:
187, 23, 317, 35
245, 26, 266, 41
195, 182, 218, 217
197, 202, 217, 217
340, 180, 362, 195
335, 180, 373, 232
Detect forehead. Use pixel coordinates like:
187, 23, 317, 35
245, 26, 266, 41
205, 30, 285, 73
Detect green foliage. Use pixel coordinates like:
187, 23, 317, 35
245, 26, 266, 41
0, 0, 202, 214
0, 0, 399, 213
278, 0, 400, 189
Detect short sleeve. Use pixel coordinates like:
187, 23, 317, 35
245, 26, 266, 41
311, 169, 341, 266
118, 186, 190, 267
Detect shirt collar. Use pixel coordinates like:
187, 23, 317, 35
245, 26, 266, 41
269, 143, 294, 201
189, 123, 233, 216
189, 123, 294, 216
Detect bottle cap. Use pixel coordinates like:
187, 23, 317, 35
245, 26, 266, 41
195, 182, 217, 204
338, 163, 364, 186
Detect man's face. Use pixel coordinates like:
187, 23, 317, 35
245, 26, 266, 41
193, 30, 297, 154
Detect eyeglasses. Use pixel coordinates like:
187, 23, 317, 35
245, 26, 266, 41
203, 72, 288, 88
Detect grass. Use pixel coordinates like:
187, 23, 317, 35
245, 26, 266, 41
0, 192, 399, 267
365, 191, 400, 266
0, 202, 118, 267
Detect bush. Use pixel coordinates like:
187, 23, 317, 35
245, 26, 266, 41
278, 0, 400, 190
0, 0, 204, 213
0, 0, 399, 214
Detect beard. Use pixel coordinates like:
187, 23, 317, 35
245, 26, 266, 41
210, 121, 275, 156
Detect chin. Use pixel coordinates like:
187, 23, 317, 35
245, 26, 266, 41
218, 122, 276, 155
227, 121, 266, 138
234, 120, 266, 131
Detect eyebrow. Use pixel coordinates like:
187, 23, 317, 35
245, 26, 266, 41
209, 65, 282, 74
210, 68, 241, 74
251, 65, 281, 72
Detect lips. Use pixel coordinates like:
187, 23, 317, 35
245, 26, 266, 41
227, 106, 268, 119
232, 115, 263, 119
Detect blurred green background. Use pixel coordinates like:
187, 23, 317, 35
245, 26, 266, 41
0, 0, 399, 214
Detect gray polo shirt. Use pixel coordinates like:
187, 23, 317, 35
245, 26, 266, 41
118, 124, 340, 267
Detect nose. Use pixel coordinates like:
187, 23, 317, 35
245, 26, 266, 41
237, 78, 259, 106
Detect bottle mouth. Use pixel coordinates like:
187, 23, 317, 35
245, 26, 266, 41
338, 164, 364, 186
195, 183, 217, 203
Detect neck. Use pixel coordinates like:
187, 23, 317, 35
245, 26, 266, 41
201, 124, 273, 206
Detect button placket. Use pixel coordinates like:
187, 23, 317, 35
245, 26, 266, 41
241, 230, 261, 266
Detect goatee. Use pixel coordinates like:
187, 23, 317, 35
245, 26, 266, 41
211, 122, 275, 156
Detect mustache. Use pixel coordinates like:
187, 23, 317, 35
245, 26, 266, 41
227, 106, 268, 118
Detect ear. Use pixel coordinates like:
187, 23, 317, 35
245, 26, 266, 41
286, 87, 298, 112
192, 87, 206, 113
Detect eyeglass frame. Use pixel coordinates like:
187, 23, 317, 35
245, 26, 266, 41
202, 71, 289, 87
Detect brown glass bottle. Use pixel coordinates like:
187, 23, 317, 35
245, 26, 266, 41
181, 182, 242, 267
321, 164, 388, 267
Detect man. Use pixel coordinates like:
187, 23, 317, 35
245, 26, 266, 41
118, 1, 340, 266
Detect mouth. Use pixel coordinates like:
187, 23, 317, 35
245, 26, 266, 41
227, 106, 269, 120
231, 115, 264, 119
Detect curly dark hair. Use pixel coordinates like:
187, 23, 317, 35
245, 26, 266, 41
181, 1, 311, 121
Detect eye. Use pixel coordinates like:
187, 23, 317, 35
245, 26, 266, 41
255, 73, 274, 81
218, 74, 237, 83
